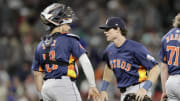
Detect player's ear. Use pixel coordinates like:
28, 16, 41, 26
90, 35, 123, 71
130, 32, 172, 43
116, 27, 121, 33
118, 28, 124, 36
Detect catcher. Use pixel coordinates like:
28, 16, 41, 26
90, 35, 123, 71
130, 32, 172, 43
98, 17, 160, 101
32, 3, 99, 101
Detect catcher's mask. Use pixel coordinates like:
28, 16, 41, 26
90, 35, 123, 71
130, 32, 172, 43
40, 3, 75, 26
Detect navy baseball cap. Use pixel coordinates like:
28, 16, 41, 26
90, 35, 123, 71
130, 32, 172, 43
99, 17, 126, 30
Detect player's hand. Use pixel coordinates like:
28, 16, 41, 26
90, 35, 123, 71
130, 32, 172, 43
135, 88, 147, 101
88, 87, 99, 101
38, 92, 43, 101
99, 91, 108, 101
160, 92, 167, 101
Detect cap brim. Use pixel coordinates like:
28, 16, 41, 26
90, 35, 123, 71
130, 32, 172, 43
99, 25, 112, 29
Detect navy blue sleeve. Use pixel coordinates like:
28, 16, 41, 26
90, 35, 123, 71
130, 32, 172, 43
134, 45, 158, 70
32, 44, 44, 72
71, 38, 87, 58
103, 50, 111, 68
159, 39, 167, 63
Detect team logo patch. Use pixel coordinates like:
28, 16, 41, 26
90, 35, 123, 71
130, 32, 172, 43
146, 54, 155, 61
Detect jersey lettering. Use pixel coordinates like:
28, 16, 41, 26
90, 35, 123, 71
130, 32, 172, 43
167, 45, 179, 66
42, 40, 58, 72
42, 40, 56, 49
117, 59, 121, 68
166, 34, 180, 43
110, 59, 131, 71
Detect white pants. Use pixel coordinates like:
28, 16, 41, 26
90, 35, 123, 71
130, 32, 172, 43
41, 76, 82, 101
166, 75, 180, 101
120, 82, 152, 101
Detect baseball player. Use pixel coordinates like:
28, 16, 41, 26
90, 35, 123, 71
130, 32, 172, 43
32, 3, 99, 101
98, 17, 160, 101
159, 13, 180, 101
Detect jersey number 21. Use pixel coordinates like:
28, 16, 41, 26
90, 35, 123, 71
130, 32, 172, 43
42, 40, 58, 72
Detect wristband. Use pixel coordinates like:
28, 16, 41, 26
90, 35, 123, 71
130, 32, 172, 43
101, 80, 110, 91
142, 80, 152, 91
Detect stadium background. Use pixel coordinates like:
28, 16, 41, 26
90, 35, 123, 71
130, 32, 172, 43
0, 0, 179, 101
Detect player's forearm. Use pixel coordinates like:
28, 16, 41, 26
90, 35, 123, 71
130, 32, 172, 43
33, 71, 44, 92
100, 65, 114, 91
147, 64, 160, 83
160, 63, 169, 93
79, 53, 96, 87
103, 65, 114, 82
142, 64, 160, 91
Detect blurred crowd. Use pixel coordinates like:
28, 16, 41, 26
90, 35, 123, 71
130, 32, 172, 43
0, 0, 179, 101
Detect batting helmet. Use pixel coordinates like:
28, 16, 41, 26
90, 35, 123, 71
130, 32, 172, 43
40, 3, 75, 26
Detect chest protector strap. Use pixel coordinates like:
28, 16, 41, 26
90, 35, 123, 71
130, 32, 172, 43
41, 32, 74, 67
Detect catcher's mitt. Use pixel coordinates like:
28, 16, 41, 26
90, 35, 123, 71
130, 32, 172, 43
123, 93, 152, 101
162, 97, 167, 101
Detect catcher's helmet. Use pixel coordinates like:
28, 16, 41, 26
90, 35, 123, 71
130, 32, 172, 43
40, 3, 75, 26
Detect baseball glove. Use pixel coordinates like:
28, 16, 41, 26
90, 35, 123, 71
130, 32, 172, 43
162, 97, 167, 101
123, 93, 152, 101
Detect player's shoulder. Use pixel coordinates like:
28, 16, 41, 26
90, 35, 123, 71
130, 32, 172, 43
36, 40, 43, 48
161, 28, 180, 41
33, 41, 44, 54
64, 33, 80, 40
127, 40, 144, 48
105, 42, 114, 51
104, 40, 144, 51
36, 41, 43, 49
103, 42, 114, 55
168, 28, 180, 34
127, 40, 147, 53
